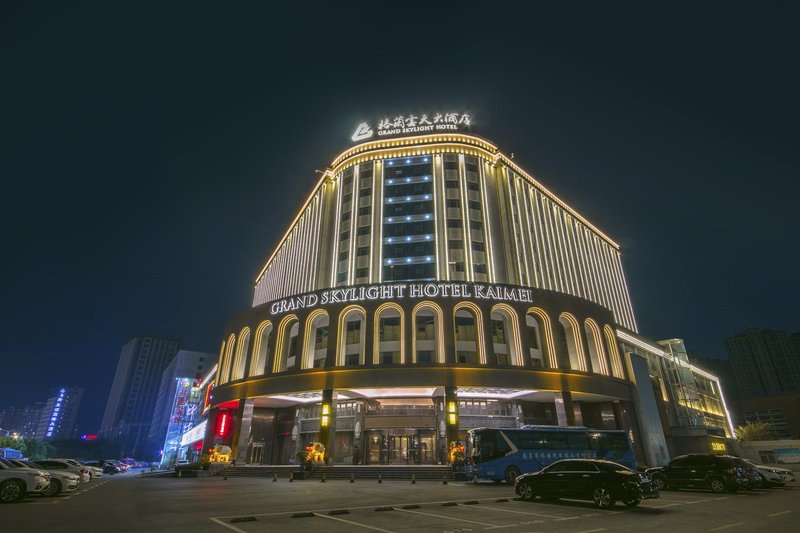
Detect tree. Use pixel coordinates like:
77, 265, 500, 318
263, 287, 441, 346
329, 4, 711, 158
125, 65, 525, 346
735, 421, 775, 441
0, 435, 27, 456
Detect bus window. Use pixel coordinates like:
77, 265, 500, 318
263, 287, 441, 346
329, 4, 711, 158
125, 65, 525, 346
518, 431, 546, 449
543, 432, 567, 450
496, 431, 511, 455
566, 432, 589, 450
588, 432, 610, 450
609, 433, 629, 450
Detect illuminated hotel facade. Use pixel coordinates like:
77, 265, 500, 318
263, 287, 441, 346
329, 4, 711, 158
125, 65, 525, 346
206, 114, 733, 469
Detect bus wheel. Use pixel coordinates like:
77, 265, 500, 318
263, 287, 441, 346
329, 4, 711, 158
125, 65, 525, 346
505, 466, 521, 484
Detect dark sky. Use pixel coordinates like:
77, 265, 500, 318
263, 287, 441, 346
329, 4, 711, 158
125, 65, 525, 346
2, 2, 798, 434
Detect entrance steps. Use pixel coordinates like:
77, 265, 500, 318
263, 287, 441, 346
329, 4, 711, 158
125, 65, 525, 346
221, 464, 454, 481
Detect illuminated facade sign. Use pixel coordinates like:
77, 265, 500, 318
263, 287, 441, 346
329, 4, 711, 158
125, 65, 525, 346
351, 112, 472, 142
268, 282, 534, 316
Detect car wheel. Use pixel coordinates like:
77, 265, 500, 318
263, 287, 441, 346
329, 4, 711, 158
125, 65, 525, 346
623, 497, 640, 507
652, 476, 666, 491
518, 481, 535, 501
0, 480, 25, 504
44, 479, 62, 497
592, 485, 615, 509
505, 466, 521, 485
709, 478, 726, 493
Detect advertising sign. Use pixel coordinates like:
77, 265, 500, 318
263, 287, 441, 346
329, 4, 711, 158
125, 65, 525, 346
352, 112, 472, 143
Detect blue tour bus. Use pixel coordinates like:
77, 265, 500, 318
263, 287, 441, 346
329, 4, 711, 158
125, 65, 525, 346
466, 425, 636, 483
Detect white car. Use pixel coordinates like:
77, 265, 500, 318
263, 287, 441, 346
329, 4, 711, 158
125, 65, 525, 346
744, 459, 796, 486
60, 459, 103, 479
10, 460, 81, 496
36, 459, 91, 484
0, 458, 50, 503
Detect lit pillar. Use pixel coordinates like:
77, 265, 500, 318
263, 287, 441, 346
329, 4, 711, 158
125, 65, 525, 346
233, 399, 254, 464
444, 386, 459, 463
319, 389, 335, 464
554, 391, 577, 427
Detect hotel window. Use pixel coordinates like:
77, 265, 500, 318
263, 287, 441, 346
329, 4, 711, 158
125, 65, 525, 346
417, 350, 434, 363
340, 230, 350, 240
454, 309, 479, 364
471, 241, 485, 252
474, 264, 487, 274
445, 161, 458, 170
447, 199, 460, 208
470, 221, 483, 231
343, 192, 352, 203
447, 219, 462, 228
358, 206, 371, 216
357, 226, 370, 236
449, 239, 463, 249
359, 187, 372, 197
338, 251, 348, 261
357, 246, 369, 257
445, 180, 459, 188
356, 267, 368, 278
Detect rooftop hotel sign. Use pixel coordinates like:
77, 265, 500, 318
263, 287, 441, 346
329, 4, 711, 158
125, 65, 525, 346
351, 112, 472, 143
268, 281, 533, 316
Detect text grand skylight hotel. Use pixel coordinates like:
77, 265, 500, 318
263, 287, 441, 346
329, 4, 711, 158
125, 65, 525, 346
207, 113, 733, 469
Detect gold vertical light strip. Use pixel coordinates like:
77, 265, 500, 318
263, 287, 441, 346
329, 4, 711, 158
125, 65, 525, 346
613, 251, 638, 331
505, 168, 524, 285
435, 154, 449, 281
600, 242, 625, 329
514, 176, 532, 286
521, 184, 539, 288
570, 218, 590, 300
478, 158, 496, 282
559, 212, 579, 298
543, 199, 564, 292
330, 173, 343, 288
458, 153, 473, 282
563, 216, 583, 298
552, 206, 570, 294
347, 164, 359, 286
429, 153, 441, 281
540, 196, 559, 291
578, 227, 599, 307
590, 235, 612, 316
531, 190, 550, 290
372, 159, 383, 283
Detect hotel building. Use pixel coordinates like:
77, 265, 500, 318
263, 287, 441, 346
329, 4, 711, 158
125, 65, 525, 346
205, 114, 732, 469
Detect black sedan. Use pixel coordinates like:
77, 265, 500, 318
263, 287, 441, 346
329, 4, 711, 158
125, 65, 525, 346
514, 459, 659, 509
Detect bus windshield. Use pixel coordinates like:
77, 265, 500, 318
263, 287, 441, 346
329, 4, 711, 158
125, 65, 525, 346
466, 427, 635, 483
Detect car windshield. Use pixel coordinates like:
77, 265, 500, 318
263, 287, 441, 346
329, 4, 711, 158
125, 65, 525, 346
23, 461, 42, 468
0, 458, 16, 468
596, 461, 632, 473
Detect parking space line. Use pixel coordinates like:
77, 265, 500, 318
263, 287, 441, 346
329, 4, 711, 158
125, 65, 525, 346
208, 517, 248, 533
395, 507, 498, 527
313, 512, 395, 532
461, 503, 566, 519
684, 498, 714, 504
709, 523, 744, 531
767, 510, 790, 517
574, 529, 606, 533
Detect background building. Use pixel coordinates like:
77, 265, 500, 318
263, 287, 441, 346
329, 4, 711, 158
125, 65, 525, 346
100, 334, 180, 458
723, 328, 800, 438
149, 349, 213, 465
34, 387, 83, 440
205, 123, 733, 469
0, 403, 44, 438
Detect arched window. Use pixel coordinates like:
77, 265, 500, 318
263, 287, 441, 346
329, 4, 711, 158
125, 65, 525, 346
413, 302, 444, 363
490, 305, 522, 366
337, 306, 366, 366
525, 314, 544, 368
231, 327, 251, 381
220, 333, 236, 383
374, 304, 404, 364
526, 308, 557, 368
303, 311, 329, 369
604, 325, 625, 378
273, 315, 299, 373
558, 313, 586, 371
454, 303, 484, 364
584, 319, 608, 375
249, 321, 273, 377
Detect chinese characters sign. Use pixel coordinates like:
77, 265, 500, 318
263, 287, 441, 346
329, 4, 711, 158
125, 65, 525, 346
352, 112, 472, 142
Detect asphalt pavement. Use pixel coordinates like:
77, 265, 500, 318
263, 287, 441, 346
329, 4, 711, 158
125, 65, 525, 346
3, 472, 798, 532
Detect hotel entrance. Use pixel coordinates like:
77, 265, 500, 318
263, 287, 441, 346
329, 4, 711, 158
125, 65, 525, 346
365, 429, 437, 464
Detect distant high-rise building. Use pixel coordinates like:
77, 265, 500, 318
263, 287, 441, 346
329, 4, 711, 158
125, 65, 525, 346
0, 403, 45, 438
148, 349, 213, 463
34, 387, 83, 440
724, 328, 800, 399
100, 334, 180, 458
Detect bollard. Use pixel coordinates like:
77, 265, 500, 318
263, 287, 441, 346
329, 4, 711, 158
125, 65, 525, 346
472, 474, 478, 485
289, 472, 294, 482
411, 473, 416, 484
176, 469, 182, 479
321, 473, 326, 483
378, 473, 382, 484
442, 474, 448, 485
350, 473, 354, 483
272, 471, 277, 482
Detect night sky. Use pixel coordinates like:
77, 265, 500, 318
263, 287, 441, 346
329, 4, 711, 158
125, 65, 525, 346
2, 3, 798, 434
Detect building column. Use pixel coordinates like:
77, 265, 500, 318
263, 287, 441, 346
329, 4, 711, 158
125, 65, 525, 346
554, 391, 577, 426
444, 386, 459, 464
319, 389, 336, 463
233, 399, 254, 464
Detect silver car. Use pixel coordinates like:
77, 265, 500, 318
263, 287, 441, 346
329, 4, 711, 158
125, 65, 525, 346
8, 459, 80, 497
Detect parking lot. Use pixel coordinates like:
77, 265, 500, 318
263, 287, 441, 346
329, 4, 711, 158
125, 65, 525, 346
2, 474, 797, 532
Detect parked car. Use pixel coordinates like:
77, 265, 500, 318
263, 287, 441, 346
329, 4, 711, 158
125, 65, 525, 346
515, 458, 659, 509
647, 454, 747, 493
743, 459, 796, 486
36, 460, 91, 484
6, 459, 80, 497
58, 459, 102, 479
0, 458, 50, 503
724, 456, 764, 489
84, 460, 120, 475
